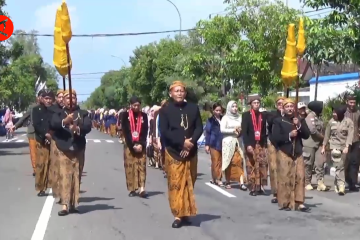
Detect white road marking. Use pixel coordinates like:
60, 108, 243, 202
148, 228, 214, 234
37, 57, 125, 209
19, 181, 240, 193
2, 137, 18, 142
106, 140, 114, 143
21, 133, 26, 136
205, 182, 236, 198
93, 140, 101, 143
15, 139, 25, 142
31, 189, 55, 240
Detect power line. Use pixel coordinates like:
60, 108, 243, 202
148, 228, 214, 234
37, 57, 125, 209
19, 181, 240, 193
12, 28, 198, 38
71, 72, 108, 75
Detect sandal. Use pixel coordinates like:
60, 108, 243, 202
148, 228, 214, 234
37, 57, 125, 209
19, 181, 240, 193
225, 183, 231, 189
217, 181, 224, 187
240, 184, 247, 191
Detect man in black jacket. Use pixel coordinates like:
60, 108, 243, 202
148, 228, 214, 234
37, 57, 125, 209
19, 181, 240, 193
32, 89, 54, 197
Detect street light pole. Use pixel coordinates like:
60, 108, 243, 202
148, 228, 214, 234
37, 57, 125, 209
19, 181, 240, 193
110, 55, 127, 66
166, 0, 182, 36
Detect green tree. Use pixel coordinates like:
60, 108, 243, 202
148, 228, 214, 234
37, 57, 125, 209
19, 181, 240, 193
0, 29, 59, 109
302, 0, 360, 63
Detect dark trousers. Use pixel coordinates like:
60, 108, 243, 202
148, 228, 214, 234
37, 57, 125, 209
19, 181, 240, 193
345, 141, 360, 187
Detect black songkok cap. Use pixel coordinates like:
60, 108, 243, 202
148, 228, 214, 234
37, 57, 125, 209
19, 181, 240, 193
41, 89, 55, 98
129, 96, 141, 104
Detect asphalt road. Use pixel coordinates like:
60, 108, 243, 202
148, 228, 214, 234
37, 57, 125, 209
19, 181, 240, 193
1, 128, 360, 240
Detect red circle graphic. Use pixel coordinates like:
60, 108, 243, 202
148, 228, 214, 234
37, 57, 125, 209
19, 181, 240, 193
0, 15, 14, 41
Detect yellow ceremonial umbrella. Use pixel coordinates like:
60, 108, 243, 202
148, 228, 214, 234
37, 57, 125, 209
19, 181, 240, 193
53, 6, 68, 79
296, 17, 306, 57
53, 0, 74, 107
281, 24, 298, 88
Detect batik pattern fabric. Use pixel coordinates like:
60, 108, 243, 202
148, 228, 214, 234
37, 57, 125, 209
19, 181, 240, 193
267, 142, 278, 195
47, 139, 60, 198
165, 150, 197, 218
123, 144, 147, 192
246, 143, 268, 191
210, 148, 222, 180
276, 150, 305, 210
54, 147, 83, 208
35, 142, 50, 192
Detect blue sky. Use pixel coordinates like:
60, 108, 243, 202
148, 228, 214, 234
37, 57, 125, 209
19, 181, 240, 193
5, 0, 310, 101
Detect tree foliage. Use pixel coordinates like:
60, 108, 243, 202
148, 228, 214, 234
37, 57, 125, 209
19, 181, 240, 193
0, 30, 59, 110
85, 0, 352, 109
302, 0, 360, 63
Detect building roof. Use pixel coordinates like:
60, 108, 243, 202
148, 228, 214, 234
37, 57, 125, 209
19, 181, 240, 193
309, 72, 359, 84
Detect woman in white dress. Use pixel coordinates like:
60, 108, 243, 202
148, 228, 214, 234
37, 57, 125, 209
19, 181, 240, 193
220, 101, 247, 190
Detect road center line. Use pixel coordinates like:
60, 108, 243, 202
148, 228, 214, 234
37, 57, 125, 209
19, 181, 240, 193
31, 189, 55, 240
205, 182, 236, 198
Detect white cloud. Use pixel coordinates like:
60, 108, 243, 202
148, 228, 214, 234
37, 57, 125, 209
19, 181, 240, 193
34, 2, 79, 32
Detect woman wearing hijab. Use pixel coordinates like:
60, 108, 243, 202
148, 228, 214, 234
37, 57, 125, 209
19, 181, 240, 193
272, 98, 310, 212
121, 96, 149, 198
205, 103, 224, 186
220, 100, 246, 190
242, 96, 268, 196
321, 105, 354, 195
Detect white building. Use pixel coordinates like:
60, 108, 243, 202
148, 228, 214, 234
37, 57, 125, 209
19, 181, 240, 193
309, 72, 359, 102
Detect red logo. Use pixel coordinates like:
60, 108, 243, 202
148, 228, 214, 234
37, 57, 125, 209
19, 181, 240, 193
0, 15, 14, 41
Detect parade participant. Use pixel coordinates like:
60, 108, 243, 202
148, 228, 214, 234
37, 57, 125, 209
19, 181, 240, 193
121, 96, 149, 198
50, 89, 92, 216
99, 108, 104, 132
159, 81, 203, 228
242, 96, 268, 195
32, 89, 54, 197
344, 95, 360, 191
267, 96, 284, 203
156, 100, 168, 177
12, 91, 43, 176
47, 89, 64, 200
148, 106, 158, 168
297, 102, 307, 119
322, 105, 354, 195
117, 108, 126, 143
146, 107, 154, 167
94, 109, 100, 130
151, 106, 161, 168
220, 101, 246, 190
272, 98, 310, 212
303, 101, 326, 191
107, 109, 117, 137
103, 110, 109, 134
205, 103, 224, 186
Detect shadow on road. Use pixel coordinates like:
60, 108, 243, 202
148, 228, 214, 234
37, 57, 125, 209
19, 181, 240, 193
146, 191, 164, 197
0, 142, 29, 149
77, 204, 122, 214
0, 150, 29, 156
79, 197, 115, 203
191, 213, 221, 227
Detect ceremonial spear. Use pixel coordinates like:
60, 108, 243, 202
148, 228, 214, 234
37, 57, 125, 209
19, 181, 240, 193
281, 18, 306, 156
